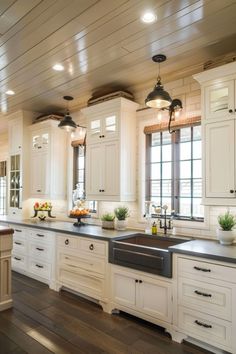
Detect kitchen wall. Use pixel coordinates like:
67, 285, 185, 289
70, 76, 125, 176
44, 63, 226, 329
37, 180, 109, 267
73, 74, 234, 240
0, 133, 8, 161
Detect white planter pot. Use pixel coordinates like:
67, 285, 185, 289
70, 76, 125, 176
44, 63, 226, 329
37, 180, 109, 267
116, 219, 127, 231
216, 229, 235, 245
102, 220, 114, 230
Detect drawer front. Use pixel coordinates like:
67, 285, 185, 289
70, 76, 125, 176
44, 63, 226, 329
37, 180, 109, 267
12, 253, 27, 271
13, 238, 27, 255
178, 306, 232, 349
58, 268, 104, 300
29, 229, 53, 244
59, 253, 105, 275
58, 235, 78, 249
10, 225, 26, 240
178, 277, 232, 321
178, 256, 236, 284
80, 238, 106, 257
28, 258, 51, 280
29, 241, 52, 262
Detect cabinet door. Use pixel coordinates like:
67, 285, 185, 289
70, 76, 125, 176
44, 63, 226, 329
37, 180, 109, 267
32, 131, 50, 152
87, 117, 102, 143
102, 114, 119, 141
205, 120, 235, 198
9, 119, 22, 154
102, 141, 119, 196
112, 271, 136, 308
86, 144, 103, 196
205, 80, 234, 119
138, 278, 172, 323
31, 152, 49, 196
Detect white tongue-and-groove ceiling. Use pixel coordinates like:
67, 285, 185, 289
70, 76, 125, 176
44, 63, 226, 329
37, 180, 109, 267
0, 0, 236, 125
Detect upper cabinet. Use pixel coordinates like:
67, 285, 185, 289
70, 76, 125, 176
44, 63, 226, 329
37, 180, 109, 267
29, 120, 67, 199
194, 61, 236, 205
9, 118, 23, 155
81, 98, 139, 201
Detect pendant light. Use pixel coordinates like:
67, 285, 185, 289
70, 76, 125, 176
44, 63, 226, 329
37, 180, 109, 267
145, 54, 183, 133
58, 96, 78, 133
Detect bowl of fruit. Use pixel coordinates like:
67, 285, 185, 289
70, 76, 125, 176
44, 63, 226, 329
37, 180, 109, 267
69, 208, 90, 226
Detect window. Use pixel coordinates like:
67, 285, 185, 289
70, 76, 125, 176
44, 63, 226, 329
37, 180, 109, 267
0, 161, 7, 215
146, 125, 203, 220
73, 145, 97, 212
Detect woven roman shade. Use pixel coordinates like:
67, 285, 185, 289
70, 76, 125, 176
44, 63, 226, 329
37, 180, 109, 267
144, 116, 201, 134
0, 161, 6, 177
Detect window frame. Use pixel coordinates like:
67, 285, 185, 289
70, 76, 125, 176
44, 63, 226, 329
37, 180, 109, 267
146, 124, 204, 222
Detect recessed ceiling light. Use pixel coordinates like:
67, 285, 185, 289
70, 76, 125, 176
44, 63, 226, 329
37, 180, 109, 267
52, 63, 64, 71
6, 90, 15, 95
141, 11, 157, 23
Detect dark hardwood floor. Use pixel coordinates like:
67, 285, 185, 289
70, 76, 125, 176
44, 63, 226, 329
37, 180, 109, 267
0, 272, 212, 354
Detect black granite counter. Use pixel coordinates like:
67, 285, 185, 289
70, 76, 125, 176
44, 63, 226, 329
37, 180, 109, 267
170, 239, 236, 264
0, 217, 138, 241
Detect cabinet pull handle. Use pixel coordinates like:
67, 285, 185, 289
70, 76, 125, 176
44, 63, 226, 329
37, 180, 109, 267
193, 266, 211, 272
36, 233, 44, 237
195, 320, 212, 329
89, 244, 94, 251
230, 189, 234, 193
65, 239, 69, 245
14, 241, 22, 245
229, 109, 233, 113
15, 229, 22, 232
37, 146, 42, 149
37, 189, 42, 192
36, 247, 44, 251
35, 264, 44, 268
194, 290, 212, 297
14, 256, 21, 261
139, 280, 143, 284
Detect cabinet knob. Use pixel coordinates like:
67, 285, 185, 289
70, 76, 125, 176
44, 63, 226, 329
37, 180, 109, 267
229, 109, 233, 113
37, 146, 42, 149
65, 239, 69, 245
37, 189, 41, 192
19, 146, 21, 149
89, 244, 94, 251
135, 279, 138, 283
139, 280, 143, 284
230, 189, 234, 193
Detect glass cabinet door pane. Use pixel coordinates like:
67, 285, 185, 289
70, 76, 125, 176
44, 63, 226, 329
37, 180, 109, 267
90, 119, 101, 136
210, 87, 229, 113
32, 135, 40, 149
10, 172, 15, 189
42, 133, 49, 148
105, 115, 116, 133
10, 156, 15, 170
10, 190, 15, 207
15, 154, 20, 170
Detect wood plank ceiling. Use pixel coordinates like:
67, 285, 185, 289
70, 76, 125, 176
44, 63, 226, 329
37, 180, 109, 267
0, 0, 236, 123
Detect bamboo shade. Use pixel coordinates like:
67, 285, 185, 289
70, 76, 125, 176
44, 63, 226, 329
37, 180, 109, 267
144, 116, 201, 134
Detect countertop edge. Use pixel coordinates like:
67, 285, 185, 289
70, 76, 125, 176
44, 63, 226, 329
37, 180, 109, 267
169, 247, 236, 264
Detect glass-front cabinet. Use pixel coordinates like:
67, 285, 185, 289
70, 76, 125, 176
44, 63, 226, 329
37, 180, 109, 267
9, 154, 21, 208
205, 80, 235, 119
87, 114, 118, 143
32, 131, 49, 152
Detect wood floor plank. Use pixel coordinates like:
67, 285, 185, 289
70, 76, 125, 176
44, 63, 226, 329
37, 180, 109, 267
3, 272, 212, 354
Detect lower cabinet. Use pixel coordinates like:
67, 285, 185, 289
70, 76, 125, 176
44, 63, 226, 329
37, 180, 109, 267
57, 234, 109, 310
10, 225, 55, 287
111, 265, 173, 326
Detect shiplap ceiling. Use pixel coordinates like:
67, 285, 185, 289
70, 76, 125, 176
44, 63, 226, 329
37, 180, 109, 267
0, 0, 236, 122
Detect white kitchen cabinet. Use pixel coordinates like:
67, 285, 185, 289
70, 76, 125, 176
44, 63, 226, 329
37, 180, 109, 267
29, 120, 67, 199
194, 61, 236, 205
205, 119, 235, 198
9, 118, 23, 155
82, 97, 138, 201
111, 265, 172, 326
173, 254, 236, 353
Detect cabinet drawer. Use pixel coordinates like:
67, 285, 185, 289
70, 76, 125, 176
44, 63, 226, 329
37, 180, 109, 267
58, 235, 78, 249
178, 306, 232, 349
13, 238, 27, 255
59, 268, 104, 300
28, 258, 51, 280
178, 277, 232, 321
59, 253, 105, 275
11, 226, 26, 239
12, 254, 27, 271
28, 241, 52, 262
29, 229, 53, 243
178, 256, 236, 283
80, 238, 106, 257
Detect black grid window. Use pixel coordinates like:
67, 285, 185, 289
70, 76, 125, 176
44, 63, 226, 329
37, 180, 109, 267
146, 125, 203, 221
74, 145, 97, 213
0, 161, 7, 215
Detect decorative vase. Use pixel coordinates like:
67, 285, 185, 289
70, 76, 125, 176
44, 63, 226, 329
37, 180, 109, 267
102, 220, 114, 230
216, 229, 235, 245
116, 219, 127, 231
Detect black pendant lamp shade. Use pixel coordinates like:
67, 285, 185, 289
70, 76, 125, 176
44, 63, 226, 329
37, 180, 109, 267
58, 96, 77, 132
145, 54, 172, 109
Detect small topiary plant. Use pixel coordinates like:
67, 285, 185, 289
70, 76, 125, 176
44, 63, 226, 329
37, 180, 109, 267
101, 213, 115, 222
218, 211, 236, 231
114, 206, 129, 220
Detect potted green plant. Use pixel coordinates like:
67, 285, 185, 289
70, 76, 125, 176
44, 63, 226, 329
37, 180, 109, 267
114, 206, 129, 230
101, 213, 115, 229
217, 211, 236, 245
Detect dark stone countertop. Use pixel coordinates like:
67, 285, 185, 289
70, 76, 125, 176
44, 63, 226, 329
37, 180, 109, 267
169, 239, 236, 264
0, 217, 139, 241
